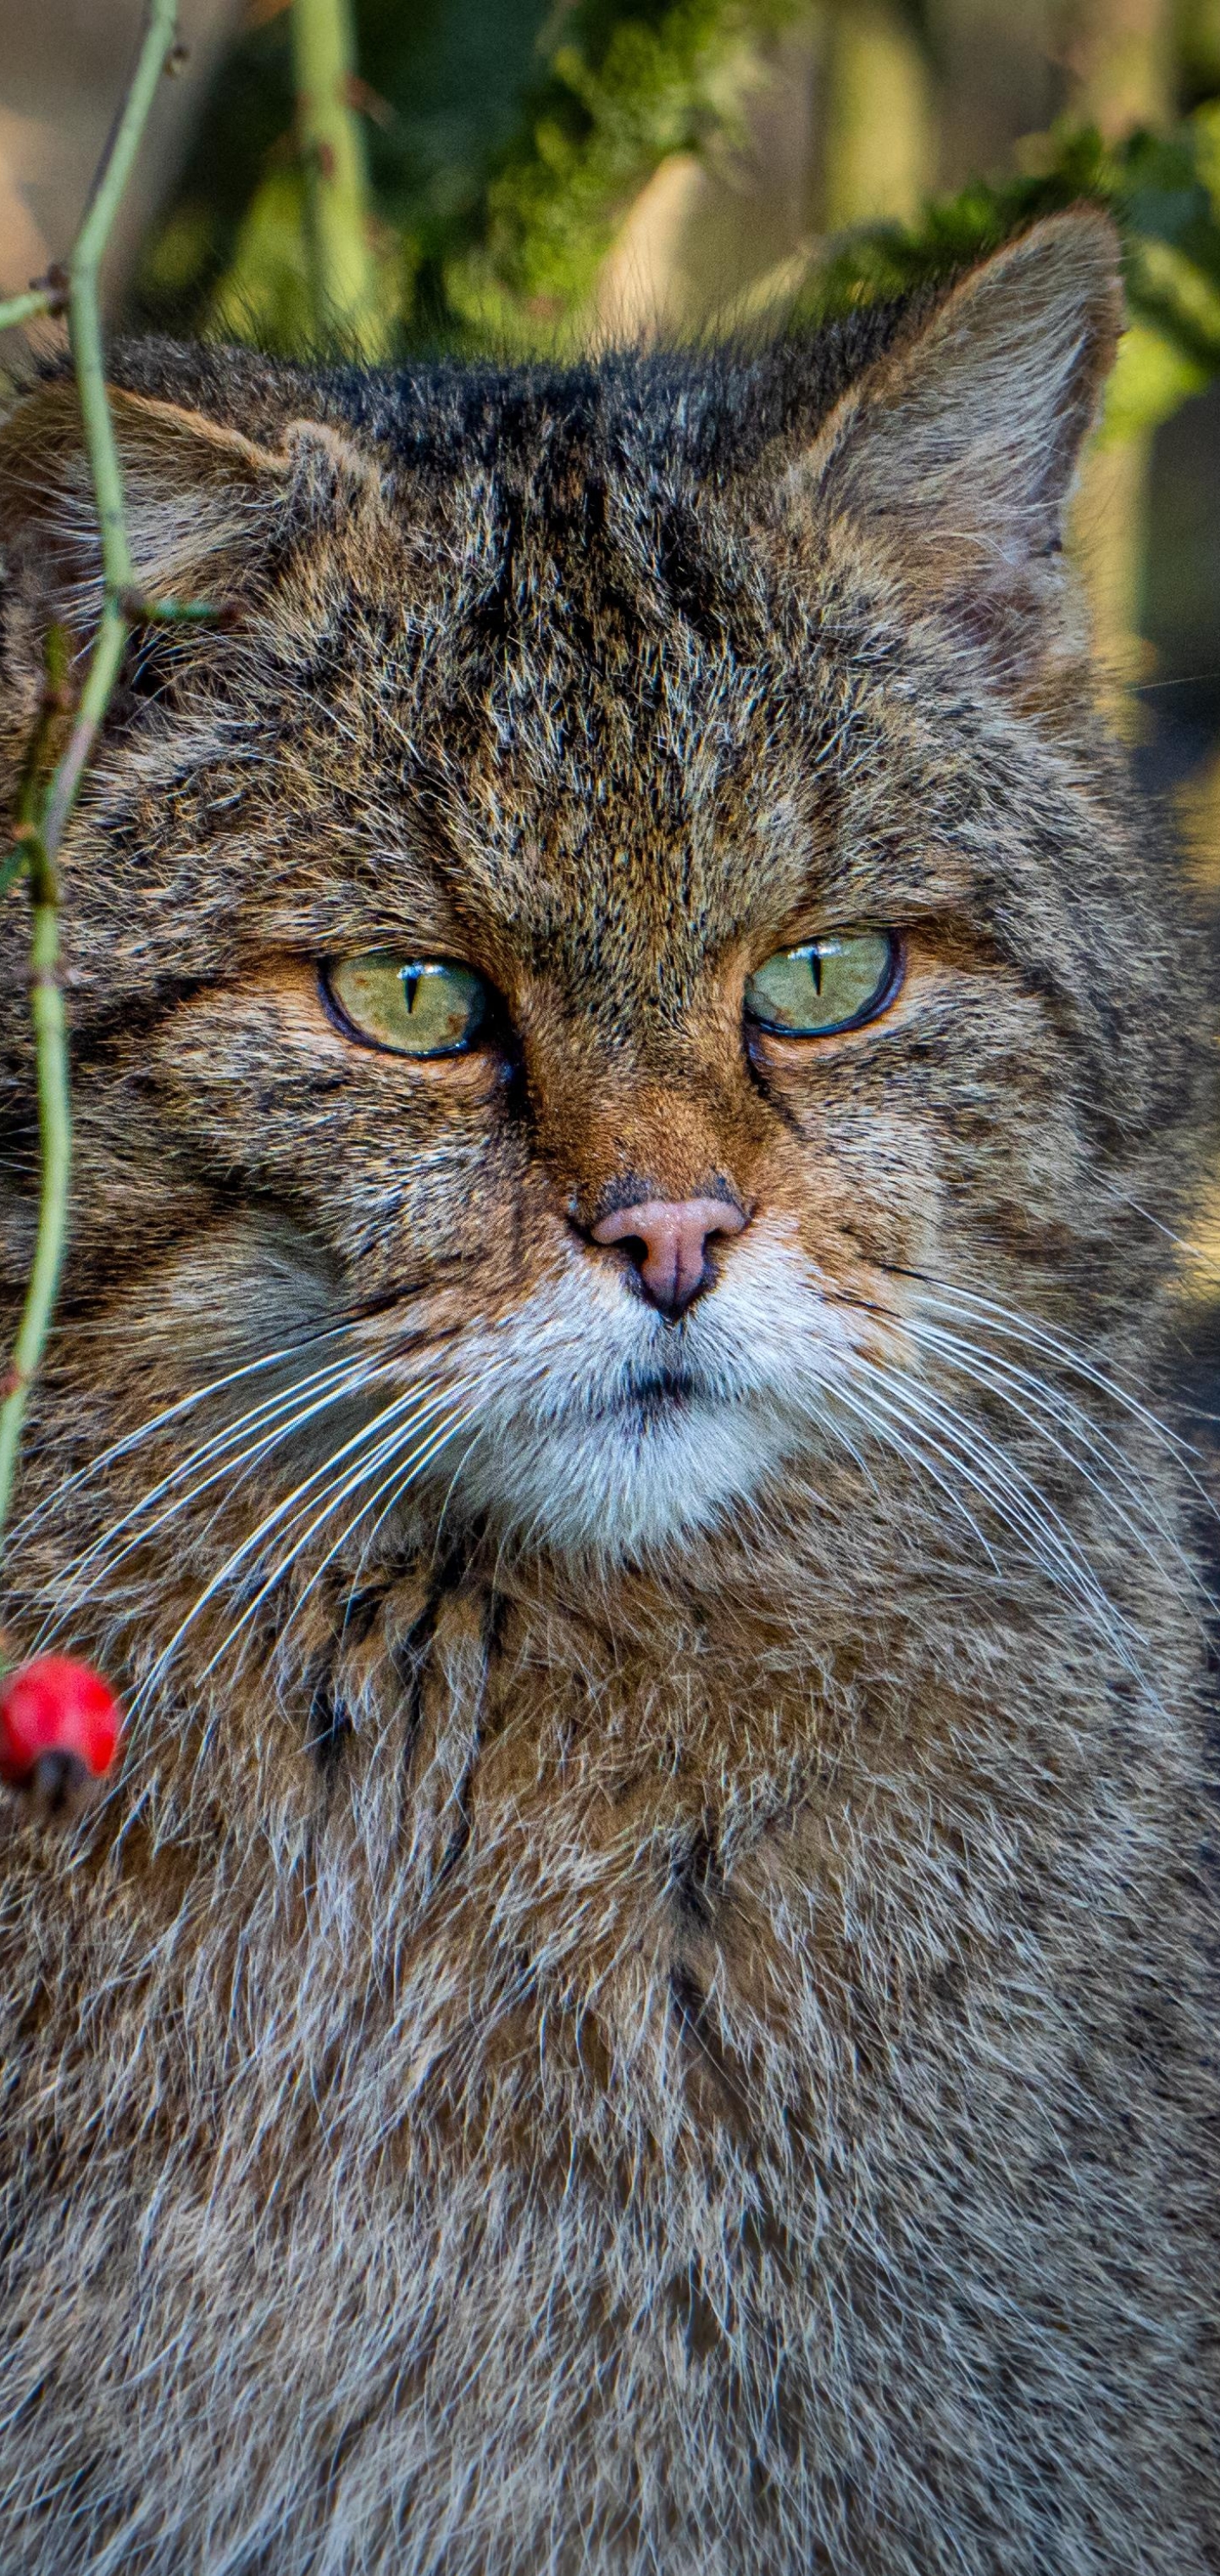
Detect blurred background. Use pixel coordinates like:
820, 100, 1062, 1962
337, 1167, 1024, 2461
3, 0, 1220, 1305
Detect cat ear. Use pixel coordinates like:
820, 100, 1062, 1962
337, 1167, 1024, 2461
0, 380, 382, 656
783, 210, 1123, 663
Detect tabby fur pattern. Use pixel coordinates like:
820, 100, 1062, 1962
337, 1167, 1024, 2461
0, 212, 1216, 2573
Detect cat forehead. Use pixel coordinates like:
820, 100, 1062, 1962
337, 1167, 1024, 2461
254, 397, 854, 955
239, 427, 962, 974
96, 302, 1086, 969
303, 497, 851, 969
117, 325, 877, 476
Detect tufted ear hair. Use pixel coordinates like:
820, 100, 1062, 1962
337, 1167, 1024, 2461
0, 380, 384, 698
784, 209, 1123, 667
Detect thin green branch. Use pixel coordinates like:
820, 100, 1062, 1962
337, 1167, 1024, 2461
0, 0, 183, 1558
291, 0, 384, 353
0, 286, 59, 336
0, 633, 72, 1533
38, 602, 130, 862
0, 845, 70, 1536
71, 0, 180, 603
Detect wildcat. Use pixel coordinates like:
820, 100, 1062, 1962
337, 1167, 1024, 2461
0, 206, 1215, 2574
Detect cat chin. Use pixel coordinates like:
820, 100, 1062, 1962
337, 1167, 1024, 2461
368, 1223, 870, 1563
435, 1390, 800, 1563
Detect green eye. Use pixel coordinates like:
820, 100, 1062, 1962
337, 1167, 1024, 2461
744, 930, 899, 1037
324, 953, 490, 1058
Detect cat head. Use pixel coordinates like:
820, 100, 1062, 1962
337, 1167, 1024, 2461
0, 210, 1197, 1598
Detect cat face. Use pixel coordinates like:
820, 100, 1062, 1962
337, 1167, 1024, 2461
0, 212, 1197, 1598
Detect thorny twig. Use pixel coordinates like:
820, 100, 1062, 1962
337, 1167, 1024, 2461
0, 0, 191, 1546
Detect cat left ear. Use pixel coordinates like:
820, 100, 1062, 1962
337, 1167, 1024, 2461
785, 209, 1123, 663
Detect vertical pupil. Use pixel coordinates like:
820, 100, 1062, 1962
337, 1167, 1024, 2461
807, 945, 822, 994
402, 967, 421, 1013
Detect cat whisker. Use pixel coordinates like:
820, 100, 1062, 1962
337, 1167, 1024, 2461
29, 1354, 391, 1640
198, 1378, 501, 1687
901, 1317, 1209, 1615
803, 1390, 889, 1512
903, 1318, 1160, 1485
130, 1375, 486, 1712
826, 1265, 1212, 1588
832, 1351, 1145, 1674
894, 1269, 1206, 1469
14, 1285, 446, 1557
129, 1386, 450, 1704
879, 1363, 1133, 1602
52, 1355, 369, 1565
827, 1373, 1007, 1579
270, 1391, 499, 1663
6, 1320, 362, 1554
860, 1361, 1147, 1674
918, 1274, 1220, 1542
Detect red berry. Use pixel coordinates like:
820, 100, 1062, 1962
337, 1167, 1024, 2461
0, 1656, 122, 1788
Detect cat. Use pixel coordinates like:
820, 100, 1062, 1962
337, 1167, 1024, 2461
0, 205, 1215, 2575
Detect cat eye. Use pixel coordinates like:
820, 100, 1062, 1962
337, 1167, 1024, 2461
744, 930, 900, 1038
324, 953, 491, 1057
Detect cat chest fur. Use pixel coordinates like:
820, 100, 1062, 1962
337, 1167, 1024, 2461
3, 1537, 1212, 2574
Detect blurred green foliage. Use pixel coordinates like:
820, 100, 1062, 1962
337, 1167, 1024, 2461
137, 0, 1220, 444
442, 0, 797, 338
139, 0, 798, 351
790, 108, 1220, 441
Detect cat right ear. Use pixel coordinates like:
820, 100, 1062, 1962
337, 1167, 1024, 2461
0, 382, 288, 644
0, 380, 382, 686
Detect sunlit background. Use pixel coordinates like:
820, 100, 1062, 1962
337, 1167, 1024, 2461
3, 0, 1220, 1328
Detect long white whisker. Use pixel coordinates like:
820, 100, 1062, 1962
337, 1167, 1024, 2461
865, 1362, 1145, 1669
908, 1320, 1162, 1492
47, 1357, 368, 1576
907, 1274, 1203, 1465
883, 1366, 1123, 1603
829, 1373, 1006, 1577
198, 1419, 462, 1691
130, 1380, 471, 1711
804, 1385, 889, 1509
199, 1377, 501, 1685
912, 1272, 1220, 1538
32, 1357, 391, 1643
6, 1322, 362, 1553
274, 1393, 495, 1658
361, 1414, 487, 1588
904, 1319, 1205, 1609
849, 1358, 1120, 1630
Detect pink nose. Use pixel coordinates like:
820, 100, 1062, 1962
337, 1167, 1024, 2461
591, 1196, 747, 1319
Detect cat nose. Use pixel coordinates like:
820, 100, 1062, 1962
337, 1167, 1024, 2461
591, 1196, 747, 1320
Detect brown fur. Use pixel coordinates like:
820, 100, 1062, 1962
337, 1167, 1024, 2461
0, 212, 1216, 2573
